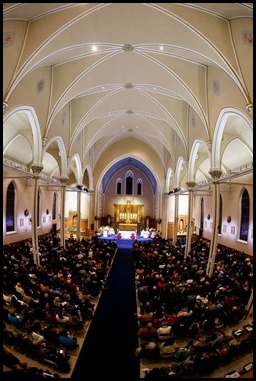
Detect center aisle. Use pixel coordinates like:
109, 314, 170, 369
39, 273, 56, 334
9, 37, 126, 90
71, 246, 140, 379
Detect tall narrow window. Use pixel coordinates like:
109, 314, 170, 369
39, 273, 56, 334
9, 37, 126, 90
6, 181, 15, 232
137, 178, 143, 195
116, 178, 122, 195
52, 192, 57, 220
218, 194, 222, 234
239, 189, 250, 241
125, 171, 133, 195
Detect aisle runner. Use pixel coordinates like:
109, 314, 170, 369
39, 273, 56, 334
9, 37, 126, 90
71, 248, 140, 379
116, 238, 135, 249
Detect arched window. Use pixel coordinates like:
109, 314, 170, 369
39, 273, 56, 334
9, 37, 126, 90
125, 171, 133, 195
137, 178, 143, 195
116, 178, 122, 195
218, 194, 222, 235
239, 189, 250, 241
6, 181, 15, 232
52, 192, 57, 220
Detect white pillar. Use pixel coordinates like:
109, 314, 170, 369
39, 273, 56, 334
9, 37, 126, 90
206, 169, 222, 277
185, 182, 196, 258
31, 164, 44, 267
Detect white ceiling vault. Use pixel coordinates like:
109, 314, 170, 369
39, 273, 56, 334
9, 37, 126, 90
3, 3, 253, 194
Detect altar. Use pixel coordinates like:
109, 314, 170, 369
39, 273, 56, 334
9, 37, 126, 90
114, 200, 143, 229
118, 223, 137, 231
118, 230, 137, 239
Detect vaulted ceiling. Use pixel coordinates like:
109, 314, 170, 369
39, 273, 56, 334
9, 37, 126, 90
3, 3, 253, 192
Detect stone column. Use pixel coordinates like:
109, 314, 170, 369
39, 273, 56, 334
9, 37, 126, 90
173, 194, 178, 243
31, 164, 44, 267
185, 181, 196, 257
206, 169, 222, 277
162, 194, 168, 240
60, 177, 68, 248
76, 189, 81, 241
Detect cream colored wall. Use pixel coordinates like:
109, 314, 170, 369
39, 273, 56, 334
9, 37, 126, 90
7, 66, 51, 134
103, 166, 154, 218
93, 137, 165, 191
193, 184, 253, 256
3, 178, 57, 245
231, 17, 253, 99
64, 190, 91, 219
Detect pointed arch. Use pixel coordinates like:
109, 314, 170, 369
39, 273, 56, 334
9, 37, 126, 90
212, 107, 253, 169
187, 139, 211, 183
3, 106, 42, 164
175, 157, 187, 188
43, 136, 68, 178
68, 154, 83, 185
165, 167, 174, 193
82, 165, 93, 191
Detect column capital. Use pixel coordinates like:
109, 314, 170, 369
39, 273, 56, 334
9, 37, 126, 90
206, 140, 212, 151
31, 164, 44, 178
209, 168, 222, 182
246, 103, 253, 115
186, 181, 196, 189
3, 101, 8, 111
42, 137, 48, 147
60, 176, 69, 186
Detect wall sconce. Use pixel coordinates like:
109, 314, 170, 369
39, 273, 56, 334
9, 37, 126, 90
24, 209, 29, 216
227, 216, 231, 223
207, 214, 210, 220
46, 208, 49, 215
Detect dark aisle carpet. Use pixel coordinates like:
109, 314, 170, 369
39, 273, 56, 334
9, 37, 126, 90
71, 248, 140, 380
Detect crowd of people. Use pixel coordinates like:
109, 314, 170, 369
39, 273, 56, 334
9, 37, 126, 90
3, 234, 117, 376
132, 237, 253, 378
3, 232, 253, 378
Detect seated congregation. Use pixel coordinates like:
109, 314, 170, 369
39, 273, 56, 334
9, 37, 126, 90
132, 237, 253, 378
3, 234, 117, 376
3, 233, 253, 378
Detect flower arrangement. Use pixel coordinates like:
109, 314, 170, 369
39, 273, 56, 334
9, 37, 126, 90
116, 232, 122, 239
130, 232, 136, 240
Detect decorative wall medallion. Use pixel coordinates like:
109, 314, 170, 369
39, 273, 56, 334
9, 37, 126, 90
241, 30, 253, 45
37, 79, 45, 94
191, 114, 195, 127
212, 79, 220, 96
62, 111, 67, 125
3, 32, 15, 47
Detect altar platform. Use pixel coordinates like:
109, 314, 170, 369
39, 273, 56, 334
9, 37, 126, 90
97, 230, 155, 248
